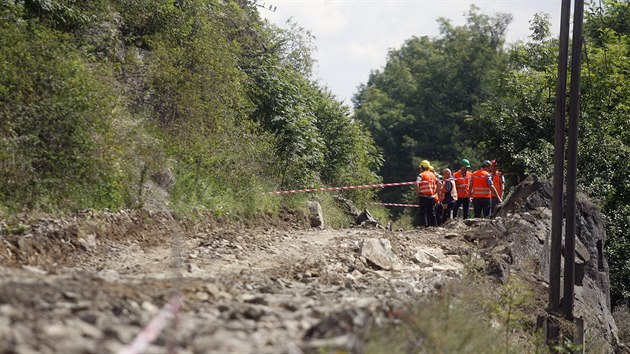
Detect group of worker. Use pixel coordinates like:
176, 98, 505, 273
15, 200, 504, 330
414, 158, 505, 227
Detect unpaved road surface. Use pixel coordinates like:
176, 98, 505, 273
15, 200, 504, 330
0, 214, 471, 354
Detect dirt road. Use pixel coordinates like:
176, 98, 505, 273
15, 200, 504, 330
0, 213, 470, 354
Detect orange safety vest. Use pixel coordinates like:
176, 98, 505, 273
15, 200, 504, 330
493, 172, 504, 198
453, 170, 471, 198
418, 170, 437, 197
471, 169, 492, 198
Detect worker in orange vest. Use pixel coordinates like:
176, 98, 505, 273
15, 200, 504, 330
453, 159, 472, 219
469, 160, 503, 218
491, 160, 505, 214
415, 160, 438, 227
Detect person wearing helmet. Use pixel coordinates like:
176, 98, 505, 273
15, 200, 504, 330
491, 160, 505, 214
453, 159, 472, 219
415, 160, 438, 227
469, 160, 503, 218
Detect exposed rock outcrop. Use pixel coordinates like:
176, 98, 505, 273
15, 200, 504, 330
470, 175, 620, 352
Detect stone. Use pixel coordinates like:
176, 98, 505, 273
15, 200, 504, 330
355, 209, 380, 227
359, 238, 402, 271
45, 324, 69, 337
241, 294, 267, 305
307, 201, 324, 229
67, 319, 101, 338
22, 265, 47, 275
141, 301, 158, 314
188, 263, 202, 274
86, 234, 97, 247
196, 292, 210, 301
411, 251, 433, 268
333, 195, 361, 217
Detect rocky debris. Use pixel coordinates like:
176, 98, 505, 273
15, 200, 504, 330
0, 209, 179, 268
0, 221, 472, 354
411, 247, 445, 268
188, 263, 202, 274
0, 179, 621, 353
333, 195, 361, 218
360, 238, 402, 271
78, 234, 97, 250
307, 201, 324, 229
355, 209, 381, 228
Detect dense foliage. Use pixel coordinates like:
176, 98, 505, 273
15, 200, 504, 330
474, 2, 630, 305
353, 6, 512, 205
0, 0, 381, 217
354, 2, 630, 305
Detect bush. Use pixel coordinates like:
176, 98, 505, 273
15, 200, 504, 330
0, 5, 126, 211
0, 1, 383, 221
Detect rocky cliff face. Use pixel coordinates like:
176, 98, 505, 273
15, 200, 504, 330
469, 175, 621, 352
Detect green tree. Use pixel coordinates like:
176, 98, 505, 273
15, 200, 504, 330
474, 7, 630, 305
354, 6, 511, 207
1, 0, 383, 218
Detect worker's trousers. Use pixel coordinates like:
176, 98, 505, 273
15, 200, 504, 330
454, 197, 470, 219
473, 197, 491, 218
418, 197, 437, 227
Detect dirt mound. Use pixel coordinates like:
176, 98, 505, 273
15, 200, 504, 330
0, 209, 177, 269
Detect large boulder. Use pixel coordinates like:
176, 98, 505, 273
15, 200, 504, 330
360, 238, 402, 271
308, 201, 324, 229
355, 209, 381, 228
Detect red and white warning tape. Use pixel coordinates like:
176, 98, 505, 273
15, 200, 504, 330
118, 294, 183, 354
371, 202, 420, 208
263, 181, 418, 195
263, 173, 506, 196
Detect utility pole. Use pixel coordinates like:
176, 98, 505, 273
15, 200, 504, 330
548, 0, 585, 350
549, 0, 571, 322
564, 0, 584, 322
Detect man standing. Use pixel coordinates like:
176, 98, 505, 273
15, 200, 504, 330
453, 159, 472, 219
439, 168, 458, 223
469, 160, 503, 218
415, 160, 437, 227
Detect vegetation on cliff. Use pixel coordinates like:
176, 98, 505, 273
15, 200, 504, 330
0, 0, 381, 219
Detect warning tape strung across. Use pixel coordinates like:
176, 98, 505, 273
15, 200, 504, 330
263, 181, 418, 195
371, 202, 420, 208
263, 174, 506, 195
118, 294, 183, 354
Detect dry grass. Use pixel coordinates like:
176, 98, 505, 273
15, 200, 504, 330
364, 279, 538, 354
614, 304, 630, 346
